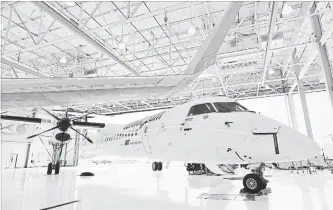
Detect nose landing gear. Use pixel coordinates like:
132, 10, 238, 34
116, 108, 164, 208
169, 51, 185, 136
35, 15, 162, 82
242, 173, 268, 194
242, 163, 269, 194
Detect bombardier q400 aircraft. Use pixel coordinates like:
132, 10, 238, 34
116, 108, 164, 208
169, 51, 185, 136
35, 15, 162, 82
81, 97, 321, 193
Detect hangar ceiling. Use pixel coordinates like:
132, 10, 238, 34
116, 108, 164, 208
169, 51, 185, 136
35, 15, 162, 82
1, 1, 333, 114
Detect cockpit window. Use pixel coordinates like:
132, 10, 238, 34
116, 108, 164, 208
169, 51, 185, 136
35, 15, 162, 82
188, 103, 216, 116
213, 102, 248, 112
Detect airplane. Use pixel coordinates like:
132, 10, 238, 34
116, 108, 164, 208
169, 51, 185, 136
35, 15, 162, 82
1, 2, 242, 109
1, 96, 321, 193
77, 96, 321, 194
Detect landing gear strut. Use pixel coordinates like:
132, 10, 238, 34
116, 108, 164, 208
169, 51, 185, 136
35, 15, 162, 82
46, 142, 65, 175
242, 163, 269, 194
152, 162, 163, 171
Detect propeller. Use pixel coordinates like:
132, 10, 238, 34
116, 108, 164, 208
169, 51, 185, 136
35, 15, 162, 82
0, 108, 105, 144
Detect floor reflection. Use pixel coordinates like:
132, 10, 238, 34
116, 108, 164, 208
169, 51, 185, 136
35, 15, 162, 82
2, 166, 333, 210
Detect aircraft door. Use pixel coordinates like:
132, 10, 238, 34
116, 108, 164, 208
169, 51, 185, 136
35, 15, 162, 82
181, 103, 216, 158
142, 124, 152, 154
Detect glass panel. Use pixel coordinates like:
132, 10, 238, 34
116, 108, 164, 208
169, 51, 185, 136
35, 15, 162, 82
213, 102, 248, 113
188, 103, 215, 116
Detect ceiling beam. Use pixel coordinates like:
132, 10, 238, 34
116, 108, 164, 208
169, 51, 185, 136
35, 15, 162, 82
320, 22, 333, 45
129, 2, 143, 18
310, 3, 333, 121
281, 2, 313, 74
288, 48, 318, 94
261, 2, 278, 85
33, 1, 140, 76
1, 58, 48, 78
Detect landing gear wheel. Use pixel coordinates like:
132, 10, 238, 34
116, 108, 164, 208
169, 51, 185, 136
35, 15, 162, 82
152, 162, 158, 171
157, 162, 163, 171
243, 173, 265, 194
47, 162, 52, 175
55, 162, 60, 175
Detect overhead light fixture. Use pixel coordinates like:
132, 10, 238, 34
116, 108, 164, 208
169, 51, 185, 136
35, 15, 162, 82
188, 24, 197, 36
268, 69, 275, 75
282, 3, 293, 16
60, 55, 67, 64
65, 2, 75, 7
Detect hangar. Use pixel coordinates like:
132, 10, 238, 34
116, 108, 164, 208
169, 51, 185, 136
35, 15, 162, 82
1, 1, 333, 210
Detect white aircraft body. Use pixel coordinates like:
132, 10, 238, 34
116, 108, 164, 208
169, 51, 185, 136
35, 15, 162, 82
79, 96, 320, 192
82, 97, 320, 165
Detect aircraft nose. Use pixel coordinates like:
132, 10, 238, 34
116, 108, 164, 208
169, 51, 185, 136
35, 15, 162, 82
277, 126, 321, 160
249, 114, 321, 161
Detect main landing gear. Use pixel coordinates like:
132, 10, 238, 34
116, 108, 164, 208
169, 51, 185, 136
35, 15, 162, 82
242, 163, 269, 194
152, 162, 163, 171
46, 142, 65, 175
46, 161, 61, 175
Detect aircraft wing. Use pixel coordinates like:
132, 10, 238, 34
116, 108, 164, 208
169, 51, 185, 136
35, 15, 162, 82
1, 2, 242, 109
164, 2, 243, 97
0, 114, 105, 129
1, 75, 187, 109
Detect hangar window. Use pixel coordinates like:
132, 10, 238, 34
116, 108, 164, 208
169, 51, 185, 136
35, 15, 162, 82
188, 103, 216, 116
213, 102, 248, 113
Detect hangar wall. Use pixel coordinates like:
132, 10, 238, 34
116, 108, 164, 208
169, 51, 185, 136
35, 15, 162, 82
1, 126, 35, 169
1, 142, 29, 169
240, 91, 333, 154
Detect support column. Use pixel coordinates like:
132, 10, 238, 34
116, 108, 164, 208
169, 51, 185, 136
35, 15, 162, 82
73, 130, 81, 166
310, 4, 333, 133
24, 143, 31, 168
293, 55, 314, 139
286, 94, 299, 130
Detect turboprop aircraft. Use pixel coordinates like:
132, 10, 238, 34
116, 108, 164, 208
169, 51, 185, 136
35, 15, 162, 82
0, 96, 321, 193
79, 96, 321, 193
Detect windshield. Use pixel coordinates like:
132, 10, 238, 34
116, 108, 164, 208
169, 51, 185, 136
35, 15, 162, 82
188, 103, 216, 116
213, 102, 249, 113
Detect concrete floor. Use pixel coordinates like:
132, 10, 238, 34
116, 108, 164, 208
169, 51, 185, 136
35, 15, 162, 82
2, 165, 333, 210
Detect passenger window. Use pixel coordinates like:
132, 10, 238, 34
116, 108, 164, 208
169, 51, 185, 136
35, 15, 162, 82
188, 103, 215, 116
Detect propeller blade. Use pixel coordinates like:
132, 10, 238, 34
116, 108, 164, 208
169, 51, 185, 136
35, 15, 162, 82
72, 121, 105, 128
42, 108, 60, 121
70, 126, 93, 144
27, 125, 59, 139
1, 115, 42, 123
